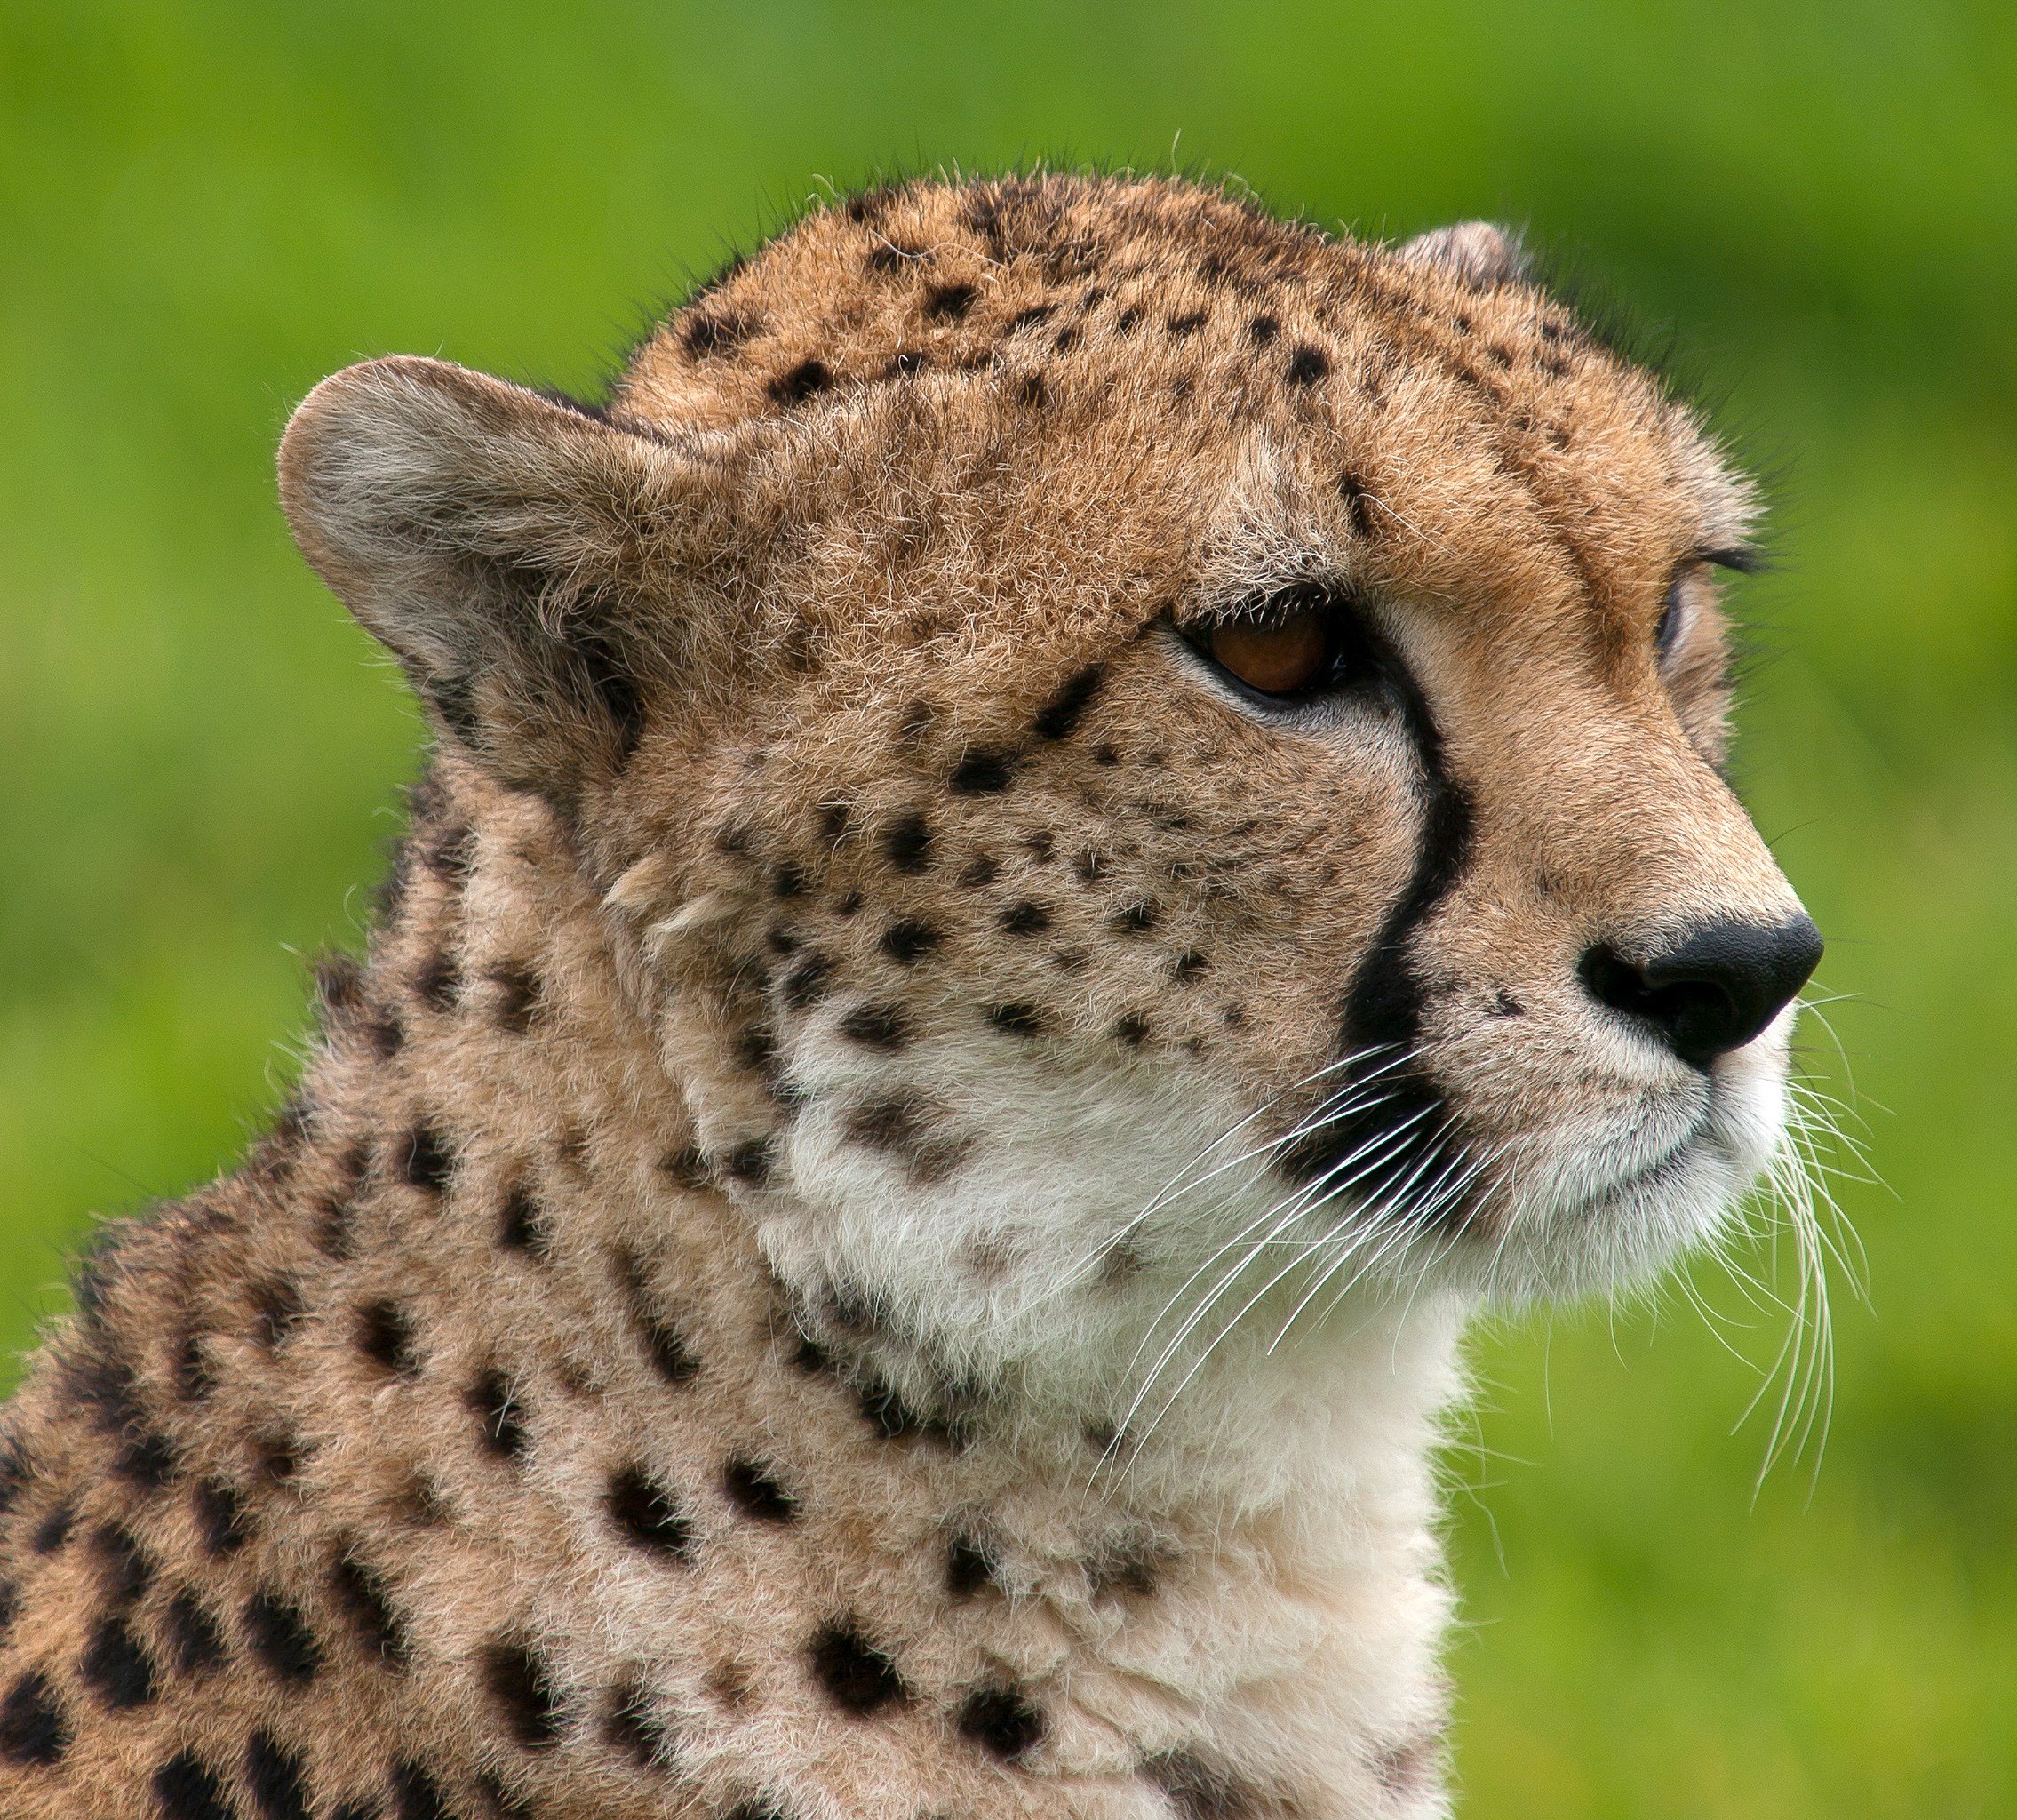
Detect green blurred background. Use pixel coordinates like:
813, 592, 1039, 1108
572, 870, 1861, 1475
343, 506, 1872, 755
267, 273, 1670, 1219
2, 3, 2011, 1812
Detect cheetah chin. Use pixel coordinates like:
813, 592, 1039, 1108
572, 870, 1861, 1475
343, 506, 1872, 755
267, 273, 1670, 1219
2, 174, 1818, 1820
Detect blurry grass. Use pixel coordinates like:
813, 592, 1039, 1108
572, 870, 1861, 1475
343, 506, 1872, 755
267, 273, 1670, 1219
2, 3, 2012, 1812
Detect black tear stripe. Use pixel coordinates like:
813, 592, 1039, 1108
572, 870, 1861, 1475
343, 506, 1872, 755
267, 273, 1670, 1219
1281, 643, 1477, 1233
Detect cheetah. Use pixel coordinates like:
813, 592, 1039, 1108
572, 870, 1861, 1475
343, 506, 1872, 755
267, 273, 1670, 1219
0, 173, 1821, 1819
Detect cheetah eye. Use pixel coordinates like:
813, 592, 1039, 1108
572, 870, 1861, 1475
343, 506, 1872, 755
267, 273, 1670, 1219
1189, 587, 1376, 704
1655, 576, 1686, 660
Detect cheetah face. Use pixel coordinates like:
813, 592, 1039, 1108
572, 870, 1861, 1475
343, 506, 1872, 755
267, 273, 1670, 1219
280, 179, 1818, 1414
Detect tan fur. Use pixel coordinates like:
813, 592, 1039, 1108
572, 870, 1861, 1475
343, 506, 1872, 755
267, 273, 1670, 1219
0, 173, 1811, 1818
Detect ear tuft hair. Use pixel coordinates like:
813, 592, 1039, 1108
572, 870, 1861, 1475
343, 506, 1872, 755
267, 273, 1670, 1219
1398, 220, 1531, 291
279, 357, 729, 794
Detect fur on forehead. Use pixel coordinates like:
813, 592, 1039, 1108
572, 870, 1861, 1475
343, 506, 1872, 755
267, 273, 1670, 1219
279, 172, 1759, 798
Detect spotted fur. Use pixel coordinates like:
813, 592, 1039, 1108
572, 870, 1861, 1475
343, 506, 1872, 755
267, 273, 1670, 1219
0, 172, 1817, 1817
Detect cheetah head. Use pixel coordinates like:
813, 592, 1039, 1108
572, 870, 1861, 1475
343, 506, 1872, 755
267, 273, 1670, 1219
279, 176, 1818, 1429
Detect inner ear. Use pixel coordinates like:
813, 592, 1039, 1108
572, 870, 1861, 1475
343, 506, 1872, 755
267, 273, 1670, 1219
1398, 220, 1530, 290
279, 355, 728, 796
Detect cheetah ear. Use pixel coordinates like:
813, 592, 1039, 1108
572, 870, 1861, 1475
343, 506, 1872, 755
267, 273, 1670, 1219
280, 355, 735, 795
1399, 220, 1531, 290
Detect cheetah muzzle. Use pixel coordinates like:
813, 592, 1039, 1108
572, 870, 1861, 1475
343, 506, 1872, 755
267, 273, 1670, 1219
0, 173, 1820, 1819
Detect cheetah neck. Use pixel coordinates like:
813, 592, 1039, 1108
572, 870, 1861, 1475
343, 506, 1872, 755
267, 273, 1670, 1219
0, 766, 1460, 1817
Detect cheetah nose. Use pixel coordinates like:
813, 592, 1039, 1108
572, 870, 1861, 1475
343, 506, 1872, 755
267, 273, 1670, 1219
1577, 914, 1823, 1069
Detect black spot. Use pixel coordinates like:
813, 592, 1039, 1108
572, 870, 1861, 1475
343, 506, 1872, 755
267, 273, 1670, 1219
393, 1760, 451, 1820
251, 1276, 304, 1348
1248, 314, 1280, 345
737, 1019, 781, 1079
721, 1138, 775, 1186
817, 800, 852, 842
806, 1619, 906, 1716
0, 1435, 28, 1514
415, 948, 460, 1011
790, 1331, 830, 1374
1088, 1537, 1164, 1600
1166, 308, 1208, 337
959, 854, 1001, 888
783, 951, 835, 1009
1016, 371, 1048, 407
945, 1532, 995, 1599
92, 1521, 152, 1606
957, 1683, 1047, 1760
315, 952, 366, 1018
498, 1184, 548, 1257
770, 860, 807, 898
1052, 323, 1080, 353
467, 1369, 528, 1461
950, 749, 1016, 794
1112, 1013, 1150, 1048
1337, 470, 1376, 539
164, 1588, 227, 1676
402, 1122, 453, 1194
1286, 343, 1331, 386
482, 1640, 563, 1749
682, 310, 756, 357
604, 1679, 672, 1770
839, 1002, 911, 1050
194, 1477, 249, 1556
1094, 741, 1120, 765
886, 347, 927, 377
1032, 665, 1104, 740
69, 1347, 179, 1487
613, 1251, 699, 1385
924, 281, 977, 319
118, 1422, 179, 1489
245, 1590, 321, 1685
769, 359, 833, 406
856, 1377, 954, 1446
998, 901, 1051, 936
169, 1330, 208, 1404
316, 1141, 368, 1259
881, 812, 933, 874
721, 1458, 797, 1523
356, 1299, 419, 1377
1144, 1746, 1258, 1819
1174, 950, 1209, 983
369, 1012, 405, 1058
1112, 900, 1157, 934
31, 1501, 72, 1553
1115, 304, 1144, 335
331, 1549, 405, 1670
880, 919, 941, 964
0, 1670, 67, 1766
246, 1729, 311, 1820
155, 1750, 234, 1820
607, 1467, 694, 1560
488, 962, 543, 1034
722, 1801, 791, 1820
0, 1580, 16, 1638
985, 1002, 1045, 1039
81, 1613, 155, 1709
257, 1429, 306, 1485
661, 1146, 712, 1190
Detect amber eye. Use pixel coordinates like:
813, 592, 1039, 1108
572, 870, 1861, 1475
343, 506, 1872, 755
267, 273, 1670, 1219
1208, 608, 1329, 696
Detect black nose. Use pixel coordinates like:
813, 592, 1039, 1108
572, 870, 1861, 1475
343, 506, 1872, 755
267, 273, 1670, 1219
1578, 914, 1823, 1068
